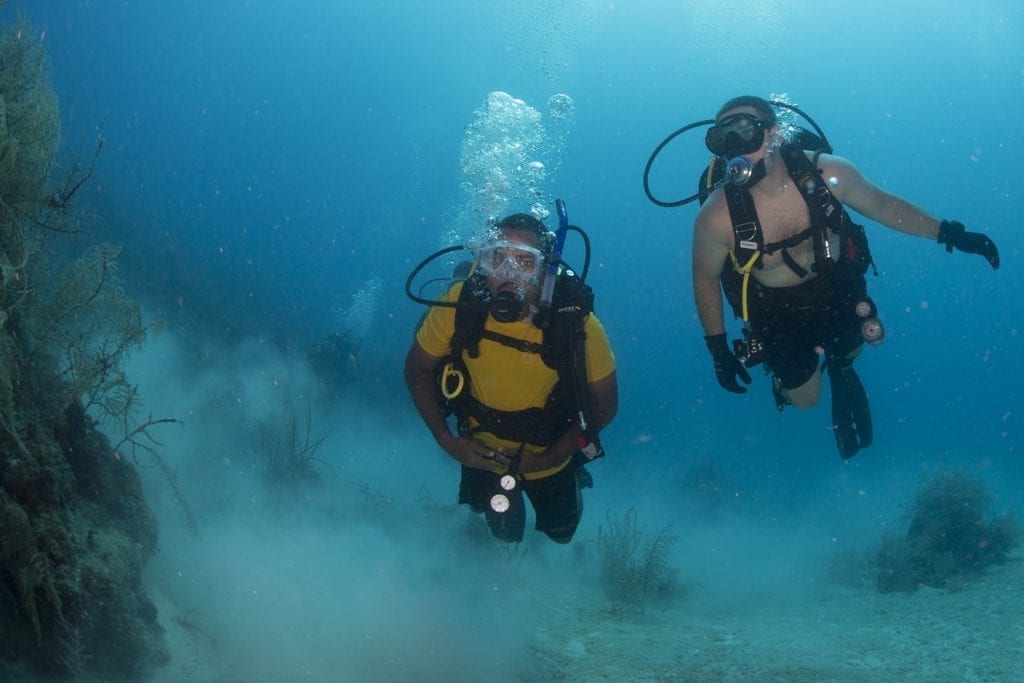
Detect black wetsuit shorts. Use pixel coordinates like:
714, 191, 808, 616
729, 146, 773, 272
748, 264, 868, 390
458, 463, 582, 543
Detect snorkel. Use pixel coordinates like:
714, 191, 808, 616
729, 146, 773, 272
538, 198, 569, 321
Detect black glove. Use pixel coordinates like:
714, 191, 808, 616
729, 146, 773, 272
938, 220, 999, 270
704, 333, 752, 394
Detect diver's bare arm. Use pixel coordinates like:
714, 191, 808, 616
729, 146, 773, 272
823, 155, 941, 238
692, 212, 730, 336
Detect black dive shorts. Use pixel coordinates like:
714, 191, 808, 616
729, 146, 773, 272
458, 464, 582, 543
749, 267, 867, 390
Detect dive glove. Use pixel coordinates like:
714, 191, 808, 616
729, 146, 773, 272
704, 333, 752, 394
938, 220, 999, 270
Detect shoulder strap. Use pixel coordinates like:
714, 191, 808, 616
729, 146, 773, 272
723, 182, 764, 264
544, 269, 605, 459
479, 329, 544, 354
539, 269, 593, 369
779, 145, 845, 271
451, 272, 491, 360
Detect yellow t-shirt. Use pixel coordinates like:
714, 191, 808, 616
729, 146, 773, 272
415, 281, 615, 473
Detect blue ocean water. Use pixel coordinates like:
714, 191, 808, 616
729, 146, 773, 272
7, 0, 1023, 679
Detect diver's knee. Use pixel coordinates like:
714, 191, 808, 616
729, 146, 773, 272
784, 373, 823, 409
786, 391, 821, 410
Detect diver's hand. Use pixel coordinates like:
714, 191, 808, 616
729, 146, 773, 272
938, 220, 1000, 270
440, 434, 508, 473
704, 333, 752, 394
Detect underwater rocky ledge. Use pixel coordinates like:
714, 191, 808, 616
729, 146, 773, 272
1, 401, 168, 679
0, 12, 169, 681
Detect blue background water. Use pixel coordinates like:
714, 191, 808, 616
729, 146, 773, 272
6, 0, 1023, 678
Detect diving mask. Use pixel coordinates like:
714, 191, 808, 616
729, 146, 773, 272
705, 113, 770, 157
475, 240, 545, 283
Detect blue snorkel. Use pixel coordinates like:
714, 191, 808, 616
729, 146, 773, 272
536, 199, 604, 463
538, 198, 569, 318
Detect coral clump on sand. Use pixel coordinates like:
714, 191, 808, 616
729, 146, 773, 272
0, 15, 168, 681
875, 469, 1019, 593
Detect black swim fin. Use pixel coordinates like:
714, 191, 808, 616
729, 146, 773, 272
771, 375, 791, 412
826, 361, 873, 459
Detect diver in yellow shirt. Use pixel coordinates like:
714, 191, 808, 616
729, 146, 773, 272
404, 211, 617, 543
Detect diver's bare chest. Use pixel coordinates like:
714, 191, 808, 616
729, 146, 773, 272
754, 188, 810, 244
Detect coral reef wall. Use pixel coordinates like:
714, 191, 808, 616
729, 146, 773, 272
0, 15, 168, 681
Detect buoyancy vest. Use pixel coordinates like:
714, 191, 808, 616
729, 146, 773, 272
443, 269, 595, 449
706, 144, 875, 321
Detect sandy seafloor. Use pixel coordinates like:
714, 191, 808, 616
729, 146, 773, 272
146, 537, 1023, 682
49, 340, 1015, 683
525, 561, 1024, 681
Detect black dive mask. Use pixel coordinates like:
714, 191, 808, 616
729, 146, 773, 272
490, 290, 523, 323
705, 113, 769, 157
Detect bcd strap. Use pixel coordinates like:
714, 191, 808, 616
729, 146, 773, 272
479, 330, 544, 355
725, 186, 764, 254
540, 270, 593, 370
781, 249, 808, 278
451, 273, 492, 359
455, 381, 574, 446
785, 148, 838, 271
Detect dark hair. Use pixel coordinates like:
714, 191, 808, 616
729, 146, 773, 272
716, 96, 777, 125
495, 213, 555, 253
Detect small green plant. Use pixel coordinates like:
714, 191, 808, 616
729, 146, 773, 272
597, 507, 679, 606
259, 399, 333, 495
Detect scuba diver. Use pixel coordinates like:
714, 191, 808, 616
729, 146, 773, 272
404, 207, 617, 543
644, 95, 999, 459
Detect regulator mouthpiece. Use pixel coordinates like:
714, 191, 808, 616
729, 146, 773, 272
491, 290, 523, 323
